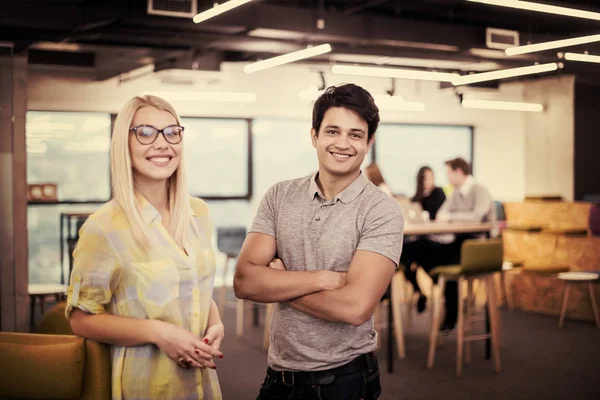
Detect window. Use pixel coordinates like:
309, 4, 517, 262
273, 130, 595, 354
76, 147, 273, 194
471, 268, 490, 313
27, 111, 111, 202
375, 124, 473, 197
181, 118, 250, 199
27, 111, 112, 284
252, 119, 372, 198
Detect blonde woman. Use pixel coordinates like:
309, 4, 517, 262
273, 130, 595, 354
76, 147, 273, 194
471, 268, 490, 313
66, 95, 223, 399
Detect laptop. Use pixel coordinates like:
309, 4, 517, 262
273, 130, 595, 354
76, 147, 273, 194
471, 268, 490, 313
398, 201, 428, 224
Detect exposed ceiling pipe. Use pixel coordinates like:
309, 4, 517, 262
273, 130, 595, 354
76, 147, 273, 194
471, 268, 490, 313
342, 0, 389, 15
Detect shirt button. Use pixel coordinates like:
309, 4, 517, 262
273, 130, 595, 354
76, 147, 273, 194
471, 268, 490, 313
193, 289, 199, 295
315, 217, 321, 221
194, 312, 199, 317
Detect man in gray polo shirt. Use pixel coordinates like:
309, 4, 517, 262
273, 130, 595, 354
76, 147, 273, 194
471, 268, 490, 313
234, 84, 404, 400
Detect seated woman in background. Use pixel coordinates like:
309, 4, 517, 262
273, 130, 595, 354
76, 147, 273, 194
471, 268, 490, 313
411, 166, 446, 220
364, 161, 393, 196
66, 95, 224, 400
403, 166, 446, 313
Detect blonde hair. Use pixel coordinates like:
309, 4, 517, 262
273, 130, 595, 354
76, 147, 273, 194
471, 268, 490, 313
110, 95, 191, 249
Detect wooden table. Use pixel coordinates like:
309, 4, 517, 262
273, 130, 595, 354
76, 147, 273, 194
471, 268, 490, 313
386, 222, 494, 373
404, 222, 493, 236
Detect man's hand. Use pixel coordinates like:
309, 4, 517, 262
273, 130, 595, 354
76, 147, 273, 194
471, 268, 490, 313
268, 258, 286, 270
436, 211, 451, 222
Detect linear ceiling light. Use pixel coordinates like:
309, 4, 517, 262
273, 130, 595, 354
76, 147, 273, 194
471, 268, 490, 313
462, 99, 544, 112
244, 44, 332, 73
467, 0, 600, 22
564, 52, 600, 63
332, 65, 458, 82
452, 62, 559, 86
143, 91, 257, 103
193, 0, 255, 24
505, 33, 600, 56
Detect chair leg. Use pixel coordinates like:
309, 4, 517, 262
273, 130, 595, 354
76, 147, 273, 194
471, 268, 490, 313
40, 296, 46, 316
29, 295, 36, 333
218, 256, 231, 316
486, 276, 502, 373
427, 277, 445, 369
263, 303, 274, 350
559, 282, 571, 328
236, 298, 244, 338
500, 272, 513, 310
391, 272, 406, 359
465, 278, 473, 364
456, 276, 465, 378
588, 282, 600, 328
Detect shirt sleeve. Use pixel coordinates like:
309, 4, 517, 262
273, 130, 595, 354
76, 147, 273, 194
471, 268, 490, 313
249, 183, 279, 238
65, 217, 121, 318
356, 198, 405, 266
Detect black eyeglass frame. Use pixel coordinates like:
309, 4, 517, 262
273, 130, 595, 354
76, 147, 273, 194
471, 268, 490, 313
129, 124, 185, 145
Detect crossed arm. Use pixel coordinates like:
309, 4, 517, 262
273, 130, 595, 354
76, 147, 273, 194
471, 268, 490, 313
233, 232, 396, 327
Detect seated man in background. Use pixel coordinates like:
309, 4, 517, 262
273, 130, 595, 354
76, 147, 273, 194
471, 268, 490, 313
400, 157, 494, 331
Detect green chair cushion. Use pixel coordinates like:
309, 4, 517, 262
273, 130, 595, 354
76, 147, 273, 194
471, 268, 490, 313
430, 265, 463, 278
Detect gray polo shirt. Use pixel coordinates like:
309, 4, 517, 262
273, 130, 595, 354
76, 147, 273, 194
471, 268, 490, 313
250, 172, 404, 372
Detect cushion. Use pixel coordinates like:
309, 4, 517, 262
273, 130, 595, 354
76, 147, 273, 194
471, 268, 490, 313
36, 302, 74, 335
430, 265, 463, 278
0, 336, 85, 399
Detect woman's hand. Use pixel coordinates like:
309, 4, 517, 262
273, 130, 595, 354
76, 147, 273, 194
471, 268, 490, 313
203, 322, 225, 353
150, 320, 223, 369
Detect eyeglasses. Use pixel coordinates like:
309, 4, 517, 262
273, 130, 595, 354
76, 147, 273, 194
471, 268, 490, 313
129, 125, 184, 145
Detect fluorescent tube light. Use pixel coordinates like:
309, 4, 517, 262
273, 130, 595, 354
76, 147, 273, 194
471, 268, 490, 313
467, 0, 600, 22
564, 52, 600, 63
462, 99, 544, 112
332, 65, 458, 82
143, 91, 257, 103
505, 34, 600, 56
244, 44, 332, 74
452, 63, 559, 86
193, 0, 255, 24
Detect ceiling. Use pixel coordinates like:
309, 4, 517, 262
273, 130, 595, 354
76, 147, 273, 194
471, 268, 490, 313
2, 0, 600, 84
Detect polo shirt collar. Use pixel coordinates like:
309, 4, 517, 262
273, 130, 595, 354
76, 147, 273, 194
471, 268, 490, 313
309, 171, 369, 204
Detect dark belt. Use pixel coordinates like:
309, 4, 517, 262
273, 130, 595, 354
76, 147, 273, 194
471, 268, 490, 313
267, 352, 377, 387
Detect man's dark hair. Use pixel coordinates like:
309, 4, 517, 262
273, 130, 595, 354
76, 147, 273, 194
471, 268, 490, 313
312, 84, 380, 141
445, 157, 471, 175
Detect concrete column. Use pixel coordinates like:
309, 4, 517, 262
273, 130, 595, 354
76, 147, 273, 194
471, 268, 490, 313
0, 51, 29, 332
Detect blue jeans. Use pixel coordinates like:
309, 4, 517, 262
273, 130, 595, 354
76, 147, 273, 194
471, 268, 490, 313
256, 361, 382, 400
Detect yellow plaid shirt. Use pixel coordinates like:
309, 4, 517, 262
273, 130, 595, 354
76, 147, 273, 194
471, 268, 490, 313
66, 196, 222, 400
